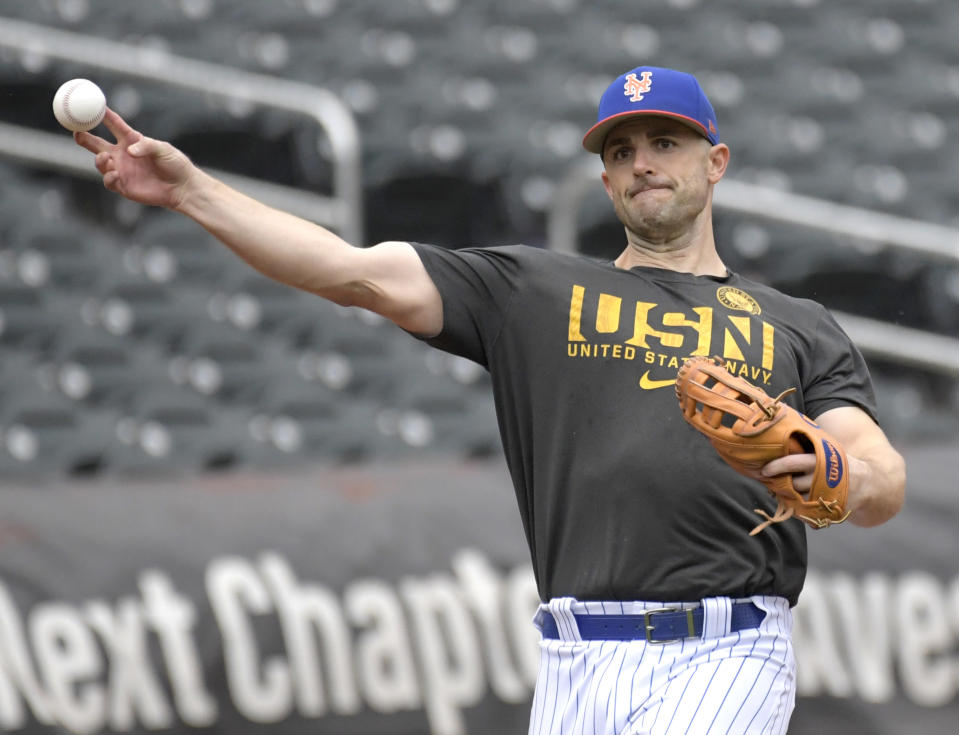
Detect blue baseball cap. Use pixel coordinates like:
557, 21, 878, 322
582, 66, 720, 154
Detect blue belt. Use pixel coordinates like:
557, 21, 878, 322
539, 602, 766, 644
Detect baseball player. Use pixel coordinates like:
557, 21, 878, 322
75, 65, 905, 733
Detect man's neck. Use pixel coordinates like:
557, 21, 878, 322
613, 237, 727, 277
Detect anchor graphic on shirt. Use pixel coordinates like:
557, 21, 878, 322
624, 71, 653, 102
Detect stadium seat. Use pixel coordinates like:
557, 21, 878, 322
917, 263, 959, 335
83, 276, 214, 346
364, 170, 509, 248
2, 218, 121, 294
0, 0, 955, 461
0, 390, 115, 478
0, 284, 83, 354
241, 379, 384, 465
207, 269, 336, 336
100, 385, 251, 476
377, 375, 502, 459
35, 325, 173, 409
165, 323, 303, 405
275, 300, 396, 349
128, 213, 246, 287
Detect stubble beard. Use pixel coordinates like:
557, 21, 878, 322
616, 181, 709, 250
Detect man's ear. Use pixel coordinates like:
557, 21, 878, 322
601, 170, 614, 201
707, 143, 730, 184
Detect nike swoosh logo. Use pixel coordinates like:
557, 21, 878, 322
638, 371, 677, 390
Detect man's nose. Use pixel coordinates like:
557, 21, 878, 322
632, 148, 656, 175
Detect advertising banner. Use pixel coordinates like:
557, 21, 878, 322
0, 441, 955, 734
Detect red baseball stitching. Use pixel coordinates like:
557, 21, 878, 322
62, 81, 103, 127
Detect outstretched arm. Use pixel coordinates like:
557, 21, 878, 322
74, 108, 443, 336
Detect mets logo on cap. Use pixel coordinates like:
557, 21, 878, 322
624, 71, 653, 101
582, 65, 720, 153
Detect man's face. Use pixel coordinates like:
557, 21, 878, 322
600, 117, 726, 244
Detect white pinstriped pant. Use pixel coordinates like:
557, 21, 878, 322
528, 596, 796, 735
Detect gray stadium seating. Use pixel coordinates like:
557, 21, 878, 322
0, 0, 956, 476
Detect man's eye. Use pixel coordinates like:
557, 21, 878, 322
656, 139, 675, 149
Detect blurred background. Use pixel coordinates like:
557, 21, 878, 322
0, 0, 956, 734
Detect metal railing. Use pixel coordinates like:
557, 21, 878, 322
0, 122, 339, 225
0, 17, 363, 244
548, 156, 959, 377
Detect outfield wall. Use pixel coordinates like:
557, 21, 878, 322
0, 443, 955, 735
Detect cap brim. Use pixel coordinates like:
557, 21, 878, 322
582, 110, 713, 154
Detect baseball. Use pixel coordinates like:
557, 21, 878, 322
52, 78, 106, 132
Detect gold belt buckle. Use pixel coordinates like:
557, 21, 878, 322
643, 606, 696, 644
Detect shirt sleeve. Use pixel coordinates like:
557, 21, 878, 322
408, 242, 521, 367
802, 306, 879, 423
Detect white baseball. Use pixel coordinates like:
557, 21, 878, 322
52, 79, 107, 132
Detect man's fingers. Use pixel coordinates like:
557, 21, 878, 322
102, 107, 141, 146
126, 136, 159, 157
75, 109, 142, 153
94, 152, 112, 174
73, 130, 109, 154
763, 453, 815, 497
762, 453, 815, 478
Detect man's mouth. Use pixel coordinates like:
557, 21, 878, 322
628, 183, 669, 197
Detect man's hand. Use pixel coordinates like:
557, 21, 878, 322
761, 453, 817, 494
74, 108, 195, 210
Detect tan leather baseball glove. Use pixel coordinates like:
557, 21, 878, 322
675, 355, 851, 536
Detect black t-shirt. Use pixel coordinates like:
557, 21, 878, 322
411, 243, 877, 606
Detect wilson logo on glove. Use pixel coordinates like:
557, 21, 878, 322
822, 439, 844, 489
675, 356, 851, 536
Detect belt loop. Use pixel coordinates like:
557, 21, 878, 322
547, 597, 582, 642
700, 597, 732, 639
